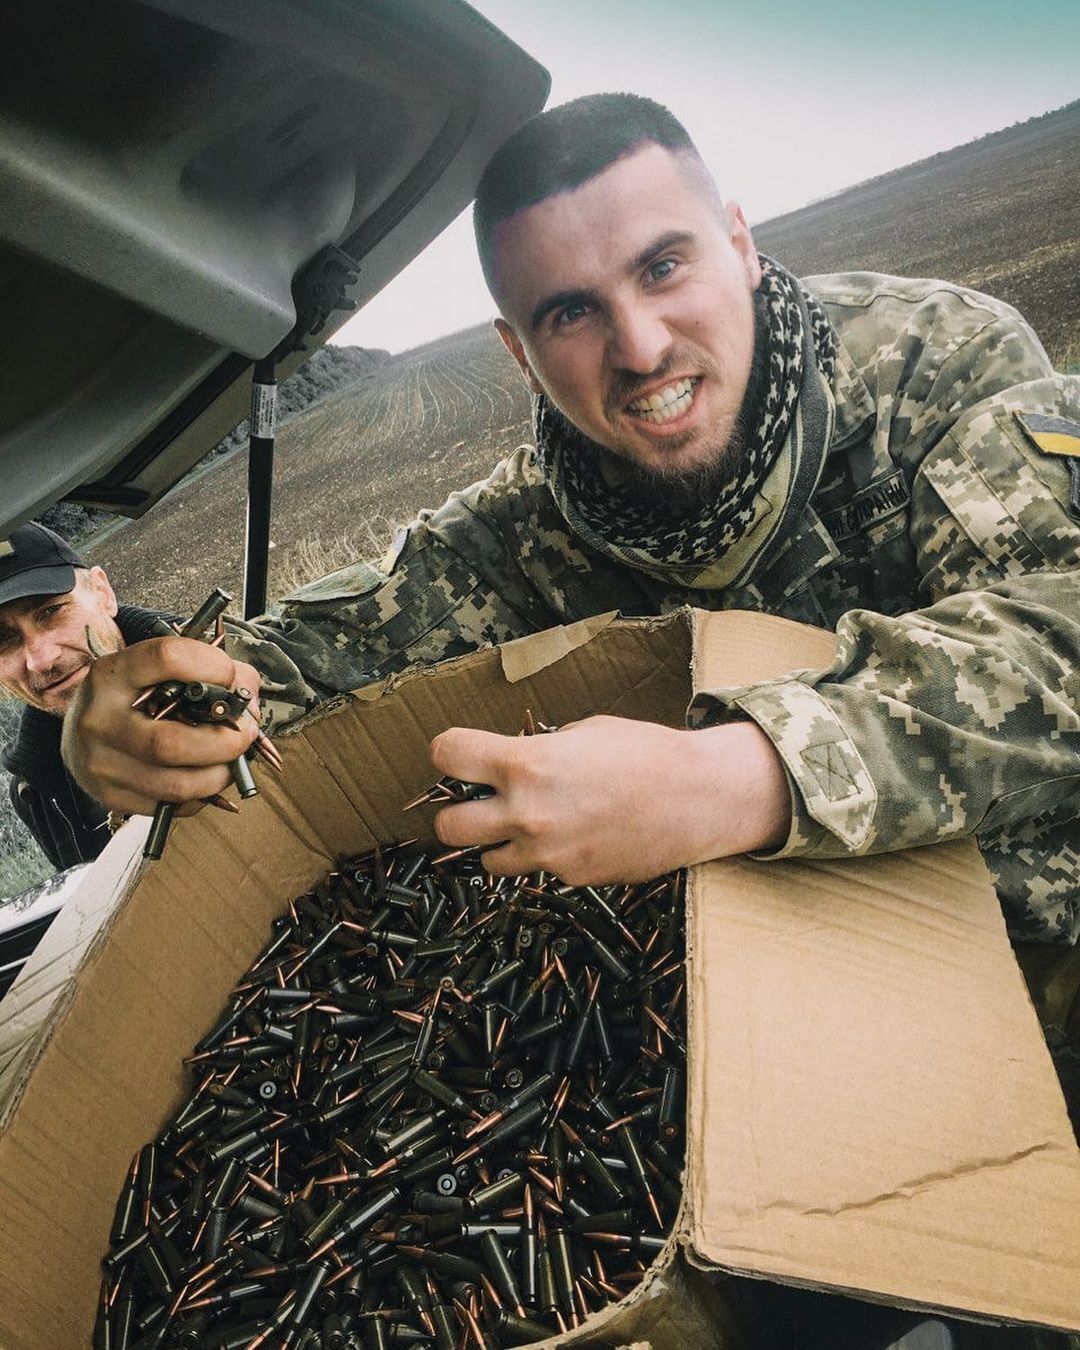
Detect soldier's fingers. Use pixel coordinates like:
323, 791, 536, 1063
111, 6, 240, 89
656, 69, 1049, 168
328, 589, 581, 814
478, 840, 533, 877
230, 661, 263, 712
117, 635, 248, 693
429, 727, 516, 790
84, 761, 234, 816
433, 799, 511, 850
126, 712, 259, 767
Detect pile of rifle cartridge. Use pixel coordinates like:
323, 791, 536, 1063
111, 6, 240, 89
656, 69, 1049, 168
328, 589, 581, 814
98, 841, 686, 1349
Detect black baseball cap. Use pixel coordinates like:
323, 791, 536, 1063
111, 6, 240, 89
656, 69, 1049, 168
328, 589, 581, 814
0, 524, 87, 609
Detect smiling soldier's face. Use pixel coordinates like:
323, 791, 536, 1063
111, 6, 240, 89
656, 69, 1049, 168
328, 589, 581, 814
0, 567, 122, 715
491, 141, 763, 488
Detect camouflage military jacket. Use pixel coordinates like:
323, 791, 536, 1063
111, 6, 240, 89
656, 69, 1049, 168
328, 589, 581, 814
234, 273, 1080, 943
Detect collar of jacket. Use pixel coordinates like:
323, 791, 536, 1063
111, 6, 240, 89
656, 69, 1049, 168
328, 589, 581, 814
703, 317, 878, 600
1, 604, 176, 787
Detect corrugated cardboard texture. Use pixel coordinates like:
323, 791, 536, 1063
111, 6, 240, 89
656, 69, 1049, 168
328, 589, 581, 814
686, 610, 1080, 1330
498, 610, 620, 684
689, 847, 1080, 1327
690, 608, 839, 686
0, 822, 145, 1114
0, 609, 1076, 1347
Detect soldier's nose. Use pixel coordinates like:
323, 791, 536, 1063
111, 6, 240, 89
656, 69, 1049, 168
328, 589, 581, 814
608, 304, 672, 375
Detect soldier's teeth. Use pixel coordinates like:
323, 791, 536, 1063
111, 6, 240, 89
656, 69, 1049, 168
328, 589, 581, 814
629, 379, 695, 423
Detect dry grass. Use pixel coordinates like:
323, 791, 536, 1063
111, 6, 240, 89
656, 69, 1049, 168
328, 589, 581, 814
1052, 335, 1080, 375
278, 522, 400, 594
89, 325, 533, 615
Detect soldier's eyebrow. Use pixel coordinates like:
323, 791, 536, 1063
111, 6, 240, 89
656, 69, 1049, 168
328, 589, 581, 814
629, 230, 695, 274
0, 595, 64, 635
528, 230, 697, 332
530, 286, 602, 332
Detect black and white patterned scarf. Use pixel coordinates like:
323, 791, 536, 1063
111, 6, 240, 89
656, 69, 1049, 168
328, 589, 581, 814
534, 256, 837, 586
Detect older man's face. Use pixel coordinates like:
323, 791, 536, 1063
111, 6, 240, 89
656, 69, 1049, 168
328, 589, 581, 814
0, 567, 122, 715
491, 142, 762, 486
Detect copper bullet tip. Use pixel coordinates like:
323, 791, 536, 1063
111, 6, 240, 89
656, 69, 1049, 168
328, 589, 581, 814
203, 794, 242, 815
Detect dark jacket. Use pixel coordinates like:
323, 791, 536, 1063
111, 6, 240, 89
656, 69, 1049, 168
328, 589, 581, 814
2, 605, 174, 870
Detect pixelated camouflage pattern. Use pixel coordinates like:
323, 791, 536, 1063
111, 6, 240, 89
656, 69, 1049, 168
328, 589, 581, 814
226, 273, 1080, 943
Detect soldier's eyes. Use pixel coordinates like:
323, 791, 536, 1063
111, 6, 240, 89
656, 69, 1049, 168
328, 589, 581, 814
555, 302, 590, 326
647, 258, 677, 283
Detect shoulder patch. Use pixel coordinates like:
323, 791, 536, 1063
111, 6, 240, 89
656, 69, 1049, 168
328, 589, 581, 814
1014, 411, 1080, 458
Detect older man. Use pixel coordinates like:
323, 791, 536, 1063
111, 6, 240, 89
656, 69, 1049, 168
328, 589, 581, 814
0, 523, 159, 867
61, 94, 1080, 946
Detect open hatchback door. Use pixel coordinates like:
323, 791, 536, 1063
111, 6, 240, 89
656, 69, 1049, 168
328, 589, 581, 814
0, 0, 548, 542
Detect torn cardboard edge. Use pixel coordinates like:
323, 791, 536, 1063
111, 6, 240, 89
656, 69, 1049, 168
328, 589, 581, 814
0, 609, 1078, 1349
0, 819, 147, 1128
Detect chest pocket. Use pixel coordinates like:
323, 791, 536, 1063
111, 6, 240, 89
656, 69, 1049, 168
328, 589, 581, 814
812, 468, 917, 619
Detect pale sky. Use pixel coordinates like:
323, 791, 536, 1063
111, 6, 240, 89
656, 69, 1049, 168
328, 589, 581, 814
332, 0, 1080, 356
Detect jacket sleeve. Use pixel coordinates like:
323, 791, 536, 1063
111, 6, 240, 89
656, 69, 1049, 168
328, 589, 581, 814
692, 356, 1080, 943
220, 459, 553, 732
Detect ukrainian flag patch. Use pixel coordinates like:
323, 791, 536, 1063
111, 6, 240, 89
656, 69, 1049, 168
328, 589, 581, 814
1014, 411, 1080, 459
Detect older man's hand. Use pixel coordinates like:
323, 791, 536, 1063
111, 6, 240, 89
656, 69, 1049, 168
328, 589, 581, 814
61, 636, 262, 816
429, 714, 791, 884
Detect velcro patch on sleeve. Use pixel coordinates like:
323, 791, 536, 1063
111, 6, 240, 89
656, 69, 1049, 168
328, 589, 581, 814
1013, 411, 1080, 459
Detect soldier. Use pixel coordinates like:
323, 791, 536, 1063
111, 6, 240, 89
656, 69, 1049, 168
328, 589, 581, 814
60, 93, 1080, 947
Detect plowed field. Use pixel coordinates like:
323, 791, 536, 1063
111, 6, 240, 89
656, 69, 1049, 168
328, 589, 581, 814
92, 325, 533, 613
755, 102, 1080, 366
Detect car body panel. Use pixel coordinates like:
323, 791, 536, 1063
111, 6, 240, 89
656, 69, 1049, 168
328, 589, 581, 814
0, 0, 549, 534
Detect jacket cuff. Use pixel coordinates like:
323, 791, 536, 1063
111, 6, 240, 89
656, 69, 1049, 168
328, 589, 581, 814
689, 680, 878, 856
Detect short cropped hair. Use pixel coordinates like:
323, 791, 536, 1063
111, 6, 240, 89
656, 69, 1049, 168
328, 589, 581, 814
474, 93, 701, 293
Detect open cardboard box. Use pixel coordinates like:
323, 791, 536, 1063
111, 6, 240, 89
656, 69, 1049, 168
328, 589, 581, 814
1, 609, 1078, 1348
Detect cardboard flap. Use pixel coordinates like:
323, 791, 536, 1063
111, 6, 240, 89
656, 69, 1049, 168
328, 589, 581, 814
687, 843, 1080, 1328
499, 610, 619, 683
691, 609, 838, 692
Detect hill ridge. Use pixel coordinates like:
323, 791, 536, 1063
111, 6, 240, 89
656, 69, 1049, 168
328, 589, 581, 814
761, 98, 1080, 228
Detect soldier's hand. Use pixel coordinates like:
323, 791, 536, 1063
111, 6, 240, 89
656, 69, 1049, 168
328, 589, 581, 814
429, 714, 791, 884
61, 636, 262, 816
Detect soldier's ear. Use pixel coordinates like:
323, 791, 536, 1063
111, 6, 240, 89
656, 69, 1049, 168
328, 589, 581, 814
725, 201, 763, 290
494, 319, 543, 396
